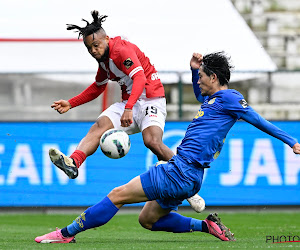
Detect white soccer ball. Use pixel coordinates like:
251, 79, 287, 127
100, 129, 131, 159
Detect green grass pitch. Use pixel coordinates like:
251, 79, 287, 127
0, 210, 299, 249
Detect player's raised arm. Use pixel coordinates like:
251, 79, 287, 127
117, 47, 147, 127
240, 107, 299, 152
190, 53, 204, 103
190, 53, 203, 70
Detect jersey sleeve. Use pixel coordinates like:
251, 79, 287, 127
223, 91, 297, 147
68, 67, 108, 108
68, 82, 106, 108
241, 107, 297, 147
191, 68, 205, 103
119, 46, 144, 78
125, 70, 147, 109
118, 46, 146, 109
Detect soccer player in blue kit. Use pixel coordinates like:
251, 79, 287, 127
35, 52, 300, 243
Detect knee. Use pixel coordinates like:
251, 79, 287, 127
143, 136, 162, 151
89, 117, 113, 137
107, 186, 124, 205
138, 214, 154, 230
88, 122, 102, 136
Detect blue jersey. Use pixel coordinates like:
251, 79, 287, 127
177, 69, 297, 168
177, 89, 247, 167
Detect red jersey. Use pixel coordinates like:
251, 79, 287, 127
95, 36, 165, 108
69, 36, 165, 110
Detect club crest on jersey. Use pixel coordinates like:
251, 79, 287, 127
123, 58, 134, 69
208, 97, 216, 104
239, 99, 248, 108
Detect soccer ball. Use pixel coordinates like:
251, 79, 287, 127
99, 129, 131, 159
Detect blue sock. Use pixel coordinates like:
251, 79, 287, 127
190, 218, 204, 232
63, 196, 119, 236
151, 212, 192, 233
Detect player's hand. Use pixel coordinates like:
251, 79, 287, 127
120, 109, 133, 127
292, 142, 300, 154
51, 99, 72, 114
190, 53, 203, 70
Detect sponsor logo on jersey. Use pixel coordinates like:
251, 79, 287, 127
208, 97, 216, 104
123, 58, 134, 69
151, 72, 160, 80
239, 99, 248, 108
194, 109, 204, 119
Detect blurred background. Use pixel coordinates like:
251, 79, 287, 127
0, 0, 299, 209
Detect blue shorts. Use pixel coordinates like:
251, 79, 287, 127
140, 155, 204, 211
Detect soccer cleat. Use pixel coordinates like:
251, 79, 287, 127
49, 148, 78, 179
187, 194, 206, 213
35, 227, 76, 243
203, 213, 235, 241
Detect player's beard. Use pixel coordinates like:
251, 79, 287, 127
97, 46, 109, 62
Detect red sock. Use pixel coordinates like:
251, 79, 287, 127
70, 150, 87, 168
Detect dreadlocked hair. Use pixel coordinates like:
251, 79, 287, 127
202, 51, 234, 86
66, 10, 108, 39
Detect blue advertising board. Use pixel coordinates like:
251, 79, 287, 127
0, 121, 300, 207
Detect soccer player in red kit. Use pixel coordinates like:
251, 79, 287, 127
49, 10, 205, 212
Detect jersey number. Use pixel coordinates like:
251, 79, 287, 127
145, 106, 157, 116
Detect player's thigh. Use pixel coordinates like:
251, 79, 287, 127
143, 159, 203, 201
138, 200, 171, 229
90, 115, 114, 134
99, 102, 140, 134
107, 176, 148, 207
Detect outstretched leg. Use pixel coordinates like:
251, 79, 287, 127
75, 116, 114, 157
139, 200, 235, 241
139, 200, 205, 233
35, 176, 148, 243
49, 116, 114, 178
142, 126, 174, 161
35, 168, 235, 243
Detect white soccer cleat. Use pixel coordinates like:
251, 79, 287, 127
187, 194, 205, 213
49, 148, 78, 179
